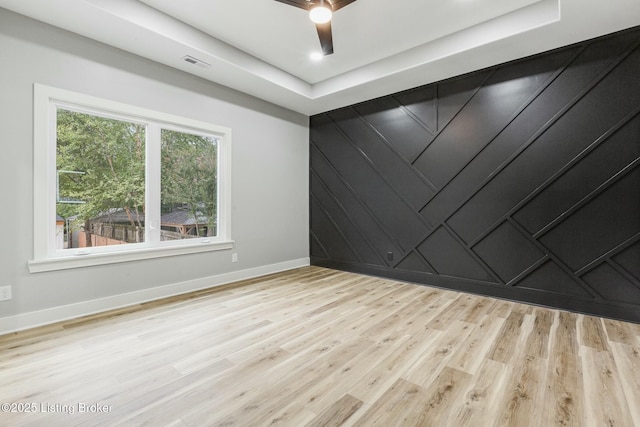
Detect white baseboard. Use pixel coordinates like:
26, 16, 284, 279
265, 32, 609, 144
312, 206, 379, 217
0, 257, 310, 336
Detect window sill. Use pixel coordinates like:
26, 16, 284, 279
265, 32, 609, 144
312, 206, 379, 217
28, 240, 234, 273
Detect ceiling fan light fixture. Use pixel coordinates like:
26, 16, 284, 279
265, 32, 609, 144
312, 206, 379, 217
309, 2, 332, 24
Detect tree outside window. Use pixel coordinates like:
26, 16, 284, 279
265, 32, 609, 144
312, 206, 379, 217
56, 109, 218, 249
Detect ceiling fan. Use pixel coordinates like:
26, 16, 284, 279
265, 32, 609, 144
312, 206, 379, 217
274, 0, 358, 56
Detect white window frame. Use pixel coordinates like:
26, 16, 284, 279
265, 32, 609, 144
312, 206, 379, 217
30, 84, 233, 273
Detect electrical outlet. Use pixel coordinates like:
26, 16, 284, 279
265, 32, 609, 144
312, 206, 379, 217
231, 253, 238, 263
0, 286, 12, 301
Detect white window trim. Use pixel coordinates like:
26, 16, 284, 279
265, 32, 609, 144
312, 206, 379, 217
30, 84, 233, 273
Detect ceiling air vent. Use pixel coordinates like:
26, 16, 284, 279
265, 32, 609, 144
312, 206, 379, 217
182, 55, 211, 68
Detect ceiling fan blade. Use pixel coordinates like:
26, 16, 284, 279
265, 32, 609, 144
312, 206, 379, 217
316, 21, 334, 55
273, 0, 309, 10
330, 0, 357, 12
274, 0, 358, 12
274, 0, 356, 55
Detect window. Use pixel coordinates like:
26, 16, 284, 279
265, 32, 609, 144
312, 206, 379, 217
31, 84, 232, 272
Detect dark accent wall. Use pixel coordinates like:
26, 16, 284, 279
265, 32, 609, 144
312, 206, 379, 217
309, 27, 640, 322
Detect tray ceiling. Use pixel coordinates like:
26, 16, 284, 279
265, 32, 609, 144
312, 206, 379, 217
0, 0, 638, 115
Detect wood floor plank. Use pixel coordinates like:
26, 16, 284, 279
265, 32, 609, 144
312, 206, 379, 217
415, 366, 473, 425
540, 311, 586, 427
302, 333, 410, 410
425, 293, 475, 331
523, 308, 554, 359
206, 337, 376, 427
495, 353, 546, 427
446, 316, 505, 375
1, 266, 639, 427
402, 320, 475, 388
602, 317, 640, 345
461, 296, 498, 324
581, 346, 635, 427
304, 393, 363, 427
359, 290, 433, 340
350, 378, 429, 427
609, 341, 640, 426
348, 325, 442, 405
487, 311, 526, 364
451, 358, 510, 427
579, 314, 611, 352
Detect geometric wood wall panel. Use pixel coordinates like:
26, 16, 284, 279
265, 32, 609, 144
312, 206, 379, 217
353, 97, 436, 162
310, 197, 359, 263
310, 146, 401, 266
325, 107, 435, 209
513, 261, 594, 298
613, 242, 640, 282
513, 113, 640, 235
539, 167, 640, 272
582, 264, 640, 305
310, 26, 640, 322
413, 53, 571, 190
310, 177, 381, 266
311, 114, 430, 251
473, 221, 545, 283
395, 251, 436, 274
417, 227, 496, 282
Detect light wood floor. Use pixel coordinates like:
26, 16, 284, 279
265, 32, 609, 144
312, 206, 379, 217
1, 267, 640, 427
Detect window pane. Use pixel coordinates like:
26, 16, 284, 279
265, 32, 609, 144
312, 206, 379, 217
161, 129, 218, 240
56, 108, 146, 249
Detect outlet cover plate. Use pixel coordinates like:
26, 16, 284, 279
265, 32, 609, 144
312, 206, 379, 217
0, 286, 12, 301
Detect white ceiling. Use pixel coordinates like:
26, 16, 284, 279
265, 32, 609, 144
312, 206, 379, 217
0, 0, 639, 115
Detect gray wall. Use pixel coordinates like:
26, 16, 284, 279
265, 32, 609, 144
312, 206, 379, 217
0, 8, 309, 330
310, 27, 640, 322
